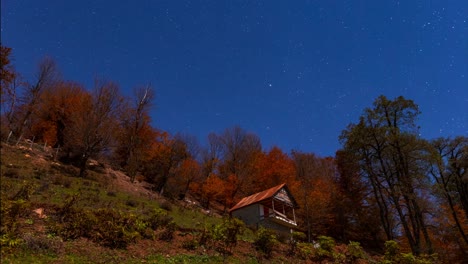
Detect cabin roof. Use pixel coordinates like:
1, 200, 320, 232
229, 183, 298, 213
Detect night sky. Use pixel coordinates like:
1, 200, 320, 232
2, 1, 467, 156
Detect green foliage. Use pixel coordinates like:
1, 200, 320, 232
384, 240, 400, 261
145, 208, 173, 230
314, 235, 335, 260
182, 238, 198, 250
347, 241, 366, 261
288, 231, 306, 256
253, 227, 277, 258
296, 242, 315, 260
48, 205, 176, 249
1, 199, 29, 234
0, 234, 22, 248
380, 240, 437, 264
21, 233, 63, 254
318, 235, 335, 251
205, 217, 244, 254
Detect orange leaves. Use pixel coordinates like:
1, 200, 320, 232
253, 147, 296, 192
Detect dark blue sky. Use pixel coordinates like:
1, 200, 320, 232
2, 0, 467, 156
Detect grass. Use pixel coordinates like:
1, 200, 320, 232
1, 142, 380, 264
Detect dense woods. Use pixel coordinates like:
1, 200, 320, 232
1, 47, 467, 262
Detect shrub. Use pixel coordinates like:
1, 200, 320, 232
125, 199, 138, 207
158, 221, 177, 242
253, 227, 277, 258
0, 234, 22, 248
145, 208, 173, 230
10, 181, 36, 201
33, 168, 47, 179
3, 168, 19, 178
210, 218, 244, 254
21, 233, 63, 254
347, 241, 366, 261
182, 239, 198, 250
91, 209, 140, 248
159, 200, 172, 211
1, 199, 30, 236
312, 236, 335, 261
288, 231, 306, 256
296, 242, 315, 260
384, 240, 400, 262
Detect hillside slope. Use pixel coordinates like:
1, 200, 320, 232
0, 142, 430, 263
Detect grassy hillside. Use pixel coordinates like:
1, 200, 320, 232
0, 142, 434, 263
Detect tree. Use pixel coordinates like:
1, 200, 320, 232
334, 149, 383, 247
115, 85, 154, 182
0, 46, 16, 97
63, 80, 122, 177
292, 151, 338, 242
141, 131, 189, 196
252, 146, 296, 194
15, 57, 58, 139
426, 137, 468, 246
340, 95, 433, 255
215, 126, 262, 210
0, 46, 19, 138
29, 81, 87, 147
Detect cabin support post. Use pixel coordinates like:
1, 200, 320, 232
293, 207, 296, 224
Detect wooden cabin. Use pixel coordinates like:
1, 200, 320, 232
229, 183, 299, 234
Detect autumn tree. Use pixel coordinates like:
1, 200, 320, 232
334, 149, 384, 247
141, 132, 189, 196
426, 137, 468, 246
63, 80, 122, 177
15, 57, 58, 140
115, 85, 154, 182
0, 46, 19, 138
340, 95, 433, 255
292, 151, 338, 242
28, 81, 87, 147
252, 146, 297, 194
0, 46, 16, 93
214, 126, 262, 210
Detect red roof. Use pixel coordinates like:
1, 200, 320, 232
229, 183, 293, 213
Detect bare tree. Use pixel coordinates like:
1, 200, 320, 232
16, 57, 58, 139
117, 85, 154, 182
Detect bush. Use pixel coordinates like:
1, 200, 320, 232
253, 227, 277, 258
21, 233, 63, 254
159, 200, 172, 211
288, 231, 306, 256
296, 242, 315, 260
384, 240, 400, 262
313, 235, 335, 260
0, 233, 23, 248
3, 168, 19, 178
347, 241, 366, 261
1, 199, 30, 236
210, 218, 244, 254
33, 168, 47, 179
125, 199, 138, 207
182, 239, 198, 250
158, 221, 177, 242
145, 208, 173, 230
48, 206, 156, 249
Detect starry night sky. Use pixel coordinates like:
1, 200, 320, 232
2, 0, 467, 156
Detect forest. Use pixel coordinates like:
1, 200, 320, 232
1, 46, 467, 262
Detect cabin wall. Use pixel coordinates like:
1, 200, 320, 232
231, 204, 260, 227
259, 218, 292, 234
